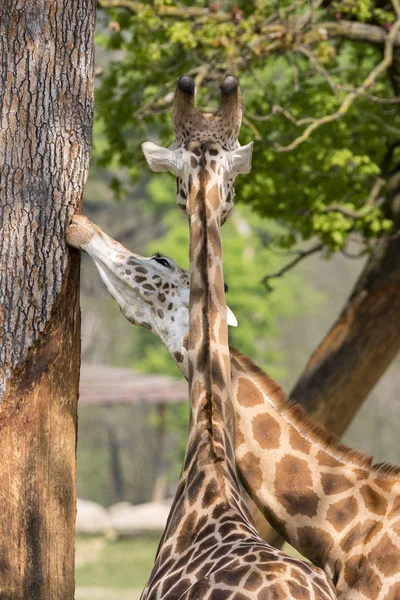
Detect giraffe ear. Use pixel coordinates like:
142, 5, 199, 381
227, 306, 238, 327
227, 142, 254, 176
142, 142, 184, 177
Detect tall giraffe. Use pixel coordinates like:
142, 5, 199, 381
139, 74, 336, 600
68, 214, 400, 600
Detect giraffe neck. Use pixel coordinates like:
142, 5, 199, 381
184, 165, 237, 479
142, 164, 259, 596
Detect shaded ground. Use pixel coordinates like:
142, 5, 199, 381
76, 536, 159, 596
76, 589, 142, 600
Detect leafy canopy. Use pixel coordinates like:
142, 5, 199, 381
95, 0, 399, 254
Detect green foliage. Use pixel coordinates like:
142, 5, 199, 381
95, 2, 398, 254
332, 0, 395, 24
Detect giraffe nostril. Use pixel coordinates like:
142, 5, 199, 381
224, 282, 228, 293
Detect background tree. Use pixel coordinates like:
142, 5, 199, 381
93, 0, 400, 436
0, 2, 95, 597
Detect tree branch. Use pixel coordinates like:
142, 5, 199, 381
97, 0, 229, 20
262, 243, 324, 290
296, 44, 339, 96
313, 20, 400, 47
365, 177, 385, 207
320, 204, 362, 219
276, 12, 400, 152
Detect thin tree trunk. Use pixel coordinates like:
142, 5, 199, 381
151, 403, 168, 504
105, 406, 125, 502
0, 2, 95, 598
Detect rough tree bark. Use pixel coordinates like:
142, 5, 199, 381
0, 2, 95, 598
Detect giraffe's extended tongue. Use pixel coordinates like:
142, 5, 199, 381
66, 215, 98, 249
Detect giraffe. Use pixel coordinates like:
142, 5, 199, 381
143, 73, 336, 600
68, 214, 400, 600
68, 228, 336, 600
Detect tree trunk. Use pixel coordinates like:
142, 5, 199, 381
151, 403, 168, 503
291, 204, 400, 434
0, 2, 95, 598
105, 406, 125, 502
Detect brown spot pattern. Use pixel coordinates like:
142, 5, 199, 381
239, 452, 263, 491
326, 496, 358, 532
316, 451, 340, 468
237, 377, 263, 407
288, 581, 310, 600
275, 456, 320, 517
289, 429, 311, 454
258, 584, 287, 600
174, 352, 184, 364
369, 533, 400, 576
340, 519, 382, 552
252, 413, 281, 450
297, 527, 334, 567
243, 572, 263, 591
360, 484, 388, 515
389, 496, 400, 519
202, 479, 219, 508
320, 473, 353, 495
344, 555, 382, 599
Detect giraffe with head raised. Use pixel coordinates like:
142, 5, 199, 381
68, 76, 337, 600
68, 213, 400, 600
140, 74, 336, 600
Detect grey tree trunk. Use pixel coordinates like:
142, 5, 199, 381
0, 2, 95, 597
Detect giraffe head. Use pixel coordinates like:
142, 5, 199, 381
66, 215, 237, 361
142, 75, 253, 224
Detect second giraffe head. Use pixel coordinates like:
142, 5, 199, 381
142, 75, 253, 224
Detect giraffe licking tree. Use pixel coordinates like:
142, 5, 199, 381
67, 213, 400, 600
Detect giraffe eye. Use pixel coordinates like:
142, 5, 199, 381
152, 256, 171, 269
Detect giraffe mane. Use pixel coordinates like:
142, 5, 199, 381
230, 347, 400, 480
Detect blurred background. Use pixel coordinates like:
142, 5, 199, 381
75, 1, 400, 598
